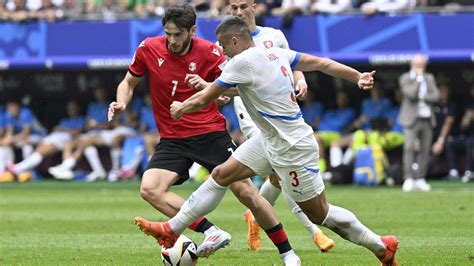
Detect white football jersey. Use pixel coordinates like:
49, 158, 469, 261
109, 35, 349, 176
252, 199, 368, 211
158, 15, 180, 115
231, 26, 292, 139
216, 46, 314, 155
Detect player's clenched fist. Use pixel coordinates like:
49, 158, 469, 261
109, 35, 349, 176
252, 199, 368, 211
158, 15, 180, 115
170, 101, 183, 121
358, 71, 376, 90
108, 102, 126, 122
185, 74, 208, 90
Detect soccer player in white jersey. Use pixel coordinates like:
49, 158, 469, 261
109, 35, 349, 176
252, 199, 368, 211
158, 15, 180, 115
138, 17, 398, 266
228, 0, 336, 252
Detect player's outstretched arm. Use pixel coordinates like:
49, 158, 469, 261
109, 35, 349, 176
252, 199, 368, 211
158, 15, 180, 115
294, 53, 375, 90
108, 72, 143, 122
170, 82, 226, 120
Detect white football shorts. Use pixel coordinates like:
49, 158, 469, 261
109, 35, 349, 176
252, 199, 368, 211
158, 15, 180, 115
232, 133, 325, 202
41, 131, 73, 150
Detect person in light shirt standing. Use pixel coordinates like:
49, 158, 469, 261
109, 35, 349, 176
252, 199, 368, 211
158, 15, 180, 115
398, 54, 440, 192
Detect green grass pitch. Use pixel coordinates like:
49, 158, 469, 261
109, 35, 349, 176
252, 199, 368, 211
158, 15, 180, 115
1, 181, 473, 265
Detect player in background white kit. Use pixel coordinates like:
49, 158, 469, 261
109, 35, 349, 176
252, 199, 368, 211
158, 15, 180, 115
186, 0, 335, 252
167, 17, 399, 266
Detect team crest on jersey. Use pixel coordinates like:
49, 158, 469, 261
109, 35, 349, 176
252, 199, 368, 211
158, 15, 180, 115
189, 62, 197, 71
263, 40, 274, 48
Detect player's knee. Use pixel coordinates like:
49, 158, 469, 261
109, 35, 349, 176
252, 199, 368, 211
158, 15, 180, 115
210, 165, 230, 186
140, 183, 164, 203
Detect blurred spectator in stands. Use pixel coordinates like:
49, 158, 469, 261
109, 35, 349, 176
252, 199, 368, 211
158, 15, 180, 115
190, 0, 209, 14
300, 89, 323, 130
0, 0, 8, 20
119, 0, 154, 17
251, 0, 282, 25
382, 87, 404, 150
7, 101, 84, 179
207, 0, 226, 17
101, 0, 119, 22
459, 86, 474, 183
315, 90, 356, 170
139, 94, 160, 159
0, 105, 15, 180
31, 0, 61, 22
361, 0, 416, 15
60, 0, 83, 20
310, 0, 352, 14
86, 0, 119, 21
348, 82, 392, 132
5, 0, 30, 22
3, 100, 47, 160
398, 54, 440, 192
432, 84, 473, 182
271, 0, 309, 28
49, 87, 136, 182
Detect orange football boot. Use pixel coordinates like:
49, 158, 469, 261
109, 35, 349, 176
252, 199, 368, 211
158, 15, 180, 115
378, 235, 399, 266
134, 217, 179, 248
244, 209, 261, 251
313, 231, 335, 252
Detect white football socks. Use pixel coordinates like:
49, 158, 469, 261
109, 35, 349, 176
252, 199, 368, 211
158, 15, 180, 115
110, 148, 121, 171
281, 190, 320, 237
259, 179, 281, 205
0, 146, 14, 172
22, 144, 34, 159
15, 152, 43, 174
322, 204, 384, 254
330, 146, 343, 168
84, 146, 105, 174
169, 177, 228, 234
61, 157, 77, 170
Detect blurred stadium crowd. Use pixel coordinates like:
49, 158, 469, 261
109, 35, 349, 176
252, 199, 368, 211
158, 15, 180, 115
1, 0, 473, 23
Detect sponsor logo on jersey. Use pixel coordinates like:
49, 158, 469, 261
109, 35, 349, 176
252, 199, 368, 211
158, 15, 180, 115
158, 58, 164, 67
189, 62, 197, 71
263, 40, 273, 48
212, 48, 220, 57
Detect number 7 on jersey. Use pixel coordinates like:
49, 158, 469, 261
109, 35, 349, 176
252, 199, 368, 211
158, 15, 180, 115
171, 80, 178, 96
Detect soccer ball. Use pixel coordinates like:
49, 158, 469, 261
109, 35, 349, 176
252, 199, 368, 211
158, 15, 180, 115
161, 235, 198, 266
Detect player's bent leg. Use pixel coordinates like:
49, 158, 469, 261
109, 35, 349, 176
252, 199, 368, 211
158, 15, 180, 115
297, 191, 398, 265
140, 168, 185, 217
280, 189, 335, 252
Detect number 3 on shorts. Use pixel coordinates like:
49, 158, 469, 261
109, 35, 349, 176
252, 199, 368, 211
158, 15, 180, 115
289, 171, 299, 187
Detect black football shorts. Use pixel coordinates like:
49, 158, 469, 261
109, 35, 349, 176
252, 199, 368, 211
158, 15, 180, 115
146, 131, 237, 185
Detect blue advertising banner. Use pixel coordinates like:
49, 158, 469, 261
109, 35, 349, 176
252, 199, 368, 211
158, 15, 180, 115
0, 13, 473, 69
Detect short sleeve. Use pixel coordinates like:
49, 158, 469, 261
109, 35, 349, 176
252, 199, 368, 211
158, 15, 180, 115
277, 47, 301, 70
129, 39, 147, 77
276, 30, 290, 49
216, 56, 252, 89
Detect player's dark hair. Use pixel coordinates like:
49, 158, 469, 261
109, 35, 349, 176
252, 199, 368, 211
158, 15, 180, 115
162, 4, 196, 31
215, 16, 252, 41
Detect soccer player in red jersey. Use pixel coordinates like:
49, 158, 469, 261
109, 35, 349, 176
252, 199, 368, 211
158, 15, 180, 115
107, 5, 300, 264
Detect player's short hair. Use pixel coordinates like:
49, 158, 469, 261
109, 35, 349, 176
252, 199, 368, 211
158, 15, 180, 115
215, 16, 252, 42
162, 4, 196, 31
